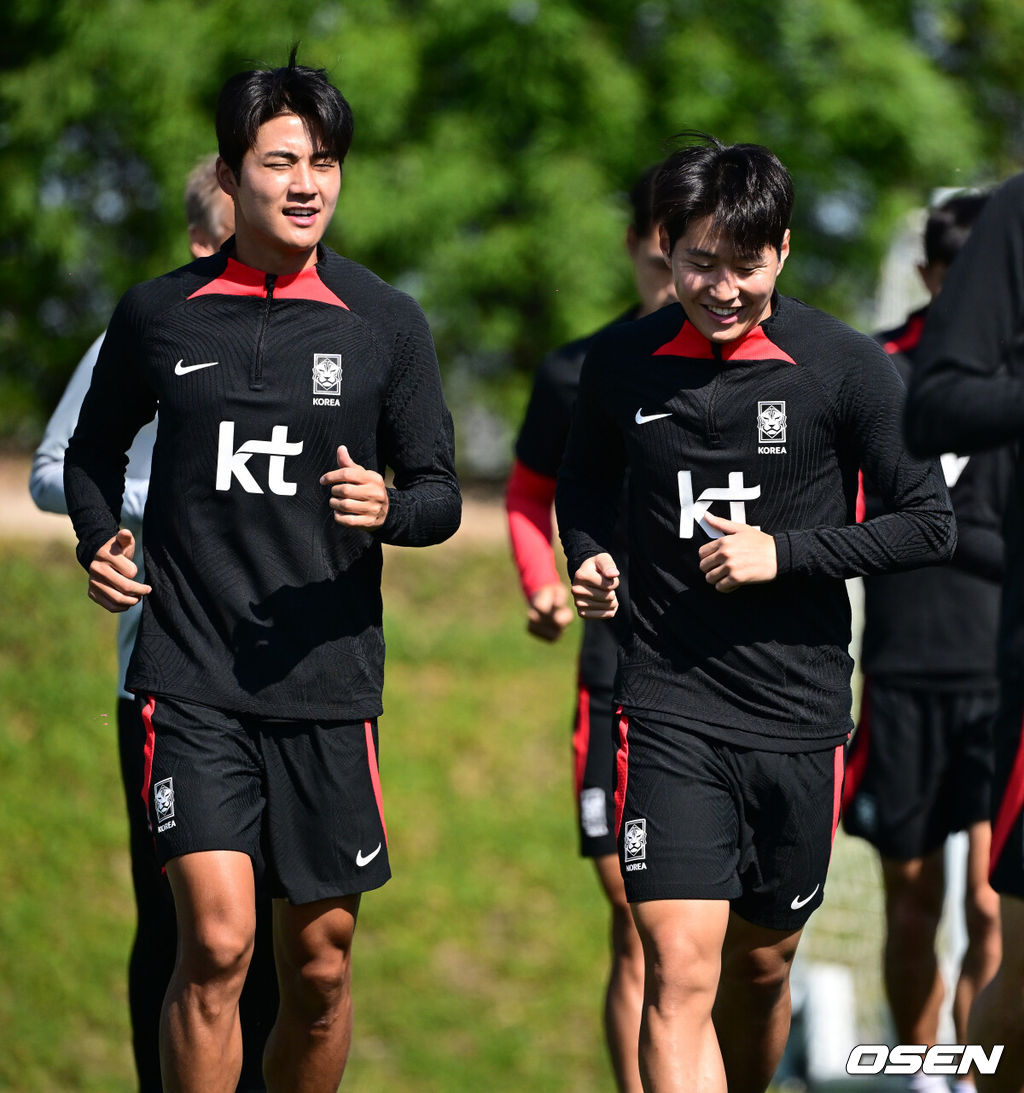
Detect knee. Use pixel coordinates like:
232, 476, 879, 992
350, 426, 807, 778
178, 918, 254, 996
611, 902, 642, 958
282, 948, 352, 1028
722, 941, 794, 999
641, 930, 721, 1010
965, 884, 1001, 948
886, 883, 943, 945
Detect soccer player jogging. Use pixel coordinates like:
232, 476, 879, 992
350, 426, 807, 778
906, 170, 1024, 1093
32, 156, 279, 1092
842, 191, 1006, 1093
64, 53, 460, 1093
556, 135, 956, 1093
505, 164, 676, 1093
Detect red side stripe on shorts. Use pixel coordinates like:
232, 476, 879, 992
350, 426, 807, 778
855, 470, 867, 524
365, 720, 389, 847
842, 680, 871, 816
831, 742, 845, 846
572, 683, 591, 799
614, 709, 629, 838
990, 709, 1024, 877
140, 695, 157, 832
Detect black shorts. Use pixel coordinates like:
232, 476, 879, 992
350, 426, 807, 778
842, 679, 996, 860
572, 679, 617, 859
140, 694, 391, 904
990, 687, 1024, 899
615, 713, 844, 931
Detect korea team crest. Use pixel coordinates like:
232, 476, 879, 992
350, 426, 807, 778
623, 817, 648, 872
153, 777, 176, 833
757, 400, 788, 454
312, 353, 342, 406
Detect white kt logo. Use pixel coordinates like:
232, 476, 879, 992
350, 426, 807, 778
678, 470, 761, 539
215, 421, 303, 495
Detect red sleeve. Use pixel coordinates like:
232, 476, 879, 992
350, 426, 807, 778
505, 459, 560, 599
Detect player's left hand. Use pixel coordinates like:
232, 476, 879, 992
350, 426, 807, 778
698, 513, 778, 593
321, 445, 390, 529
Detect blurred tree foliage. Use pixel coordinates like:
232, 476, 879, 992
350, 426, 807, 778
2, 0, 1022, 462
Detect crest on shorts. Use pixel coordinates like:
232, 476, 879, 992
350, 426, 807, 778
580, 787, 609, 839
312, 353, 342, 396
623, 818, 647, 863
154, 777, 175, 823
757, 400, 787, 443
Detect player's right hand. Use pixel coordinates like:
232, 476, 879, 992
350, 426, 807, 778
88, 528, 152, 613
571, 553, 620, 619
527, 582, 575, 642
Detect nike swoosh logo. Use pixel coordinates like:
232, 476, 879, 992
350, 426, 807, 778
174, 359, 219, 375
356, 843, 382, 867
790, 883, 820, 910
940, 452, 970, 489
635, 409, 672, 425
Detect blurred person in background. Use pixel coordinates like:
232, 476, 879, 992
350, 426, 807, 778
843, 190, 1006, 1093
907, 170, 1024, 1093
505, 162, 676, 1093
30, 154, 278, 1093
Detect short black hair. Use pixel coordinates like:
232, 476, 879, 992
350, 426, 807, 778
215, 46, 354, 178
923, 191, 989, 268
627, 163, 663, 237
653, 133, 794, 255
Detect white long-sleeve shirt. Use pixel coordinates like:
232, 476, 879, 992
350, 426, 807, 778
30, 332, 157, 699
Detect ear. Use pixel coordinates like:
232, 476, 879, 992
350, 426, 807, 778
777, 228, 791, 271
658, 223, 671, 262
625, 223, 638, 258
188, 225, 217, 259
215, 156, 239, 199
918, 261, 947, 299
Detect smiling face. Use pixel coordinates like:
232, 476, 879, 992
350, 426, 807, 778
217, 111, 341, 275
664, 215, 789, 344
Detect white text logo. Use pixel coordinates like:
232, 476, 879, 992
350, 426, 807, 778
678, 470, 761, 539
215, 421, 303, 495
846, 1044, 1004, 1077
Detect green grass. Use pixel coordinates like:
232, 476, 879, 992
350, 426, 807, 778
0, 538, 892, 1091
0, 539, 615, 1091
0, 541, 135, 1091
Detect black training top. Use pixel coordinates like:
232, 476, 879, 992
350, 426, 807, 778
907, 170, 1024, 687
557, 296, 956, 751
861, 306, 1009, 688
514, 309, 637, 686
65, 242, 461, 720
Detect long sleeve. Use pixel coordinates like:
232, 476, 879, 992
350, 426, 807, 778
64, 290, 159, 568
776, 345, 956, 578
556, 347, 626, 579
30, 334, 106, 515
906, 172, 1024, 456
375, 301, 461, 547
505, 459, 560, 599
